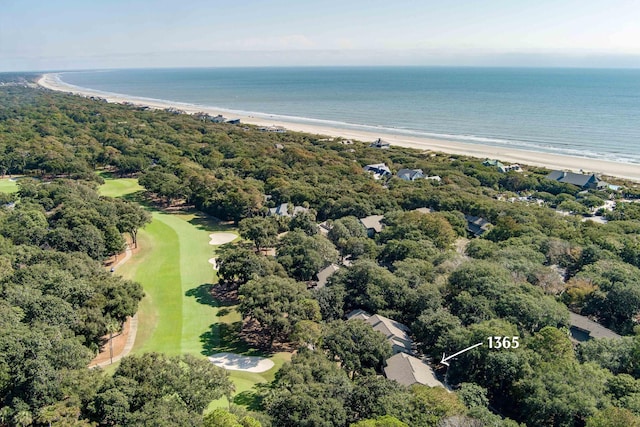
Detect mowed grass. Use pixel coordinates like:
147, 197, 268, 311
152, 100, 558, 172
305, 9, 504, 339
0, 178, 19, 193
98, 175, 144, 198
99, 176, 288, 406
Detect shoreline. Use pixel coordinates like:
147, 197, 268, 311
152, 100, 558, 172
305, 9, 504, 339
37, 73, 640, 183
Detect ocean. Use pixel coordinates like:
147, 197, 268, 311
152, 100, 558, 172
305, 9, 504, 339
60, 67, 640, 164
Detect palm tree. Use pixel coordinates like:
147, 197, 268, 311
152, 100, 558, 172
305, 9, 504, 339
105, 318, 121, 364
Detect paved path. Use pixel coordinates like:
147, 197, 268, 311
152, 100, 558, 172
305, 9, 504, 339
90, 244, 138, 368
90, 314, 138, 369
111, 244, 132, 271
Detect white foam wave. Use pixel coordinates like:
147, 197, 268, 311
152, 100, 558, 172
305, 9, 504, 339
53, 72, 640, 166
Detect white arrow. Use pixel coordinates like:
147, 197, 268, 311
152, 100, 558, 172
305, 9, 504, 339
440, 342, 484, 366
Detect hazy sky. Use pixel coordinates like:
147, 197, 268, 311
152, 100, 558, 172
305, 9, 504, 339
2, 0, 640, 71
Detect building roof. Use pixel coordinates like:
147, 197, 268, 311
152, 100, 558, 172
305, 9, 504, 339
268, 203, 309, 217
317, 221, 333, 237
370, 138, 391, 148
315, 264, 340, 289
364, 163, 392, 176
483, 159, 505, 168
546, 171, 600, 188
465, 215, 491, 237
367, 314, 412, 353
359, 215, 385, 233
569, 312, 621, 341
384, 353, 444, 388
397, 169, 424, 181
346, 310, 413, 354
346, 309, 370, 321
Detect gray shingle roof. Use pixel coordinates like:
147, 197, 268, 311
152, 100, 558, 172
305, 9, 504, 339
546, 171, 599, 188
359, 215, 385, 233
569, 312, 621, 341
397, 169, 424, 181
384, 353, 444, 387
315, 264, 340, 289
346, 310, 413, 354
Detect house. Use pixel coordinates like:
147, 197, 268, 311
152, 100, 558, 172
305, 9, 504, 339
425, 175, 442, 182
317, 221, 333, 237
363, 163, 392, 179
397, 169, 424, 181
314, 264, 340, 289
359, 215, 385, 236
546, 170, 607, 190
483, 159, 506, 171
384, 353, 445, 388
483, 159, 522, 173
465, 215, 491, 237
369, 138, 391, 149
258, 125, 287, 133
347, 310, 413, 355
569, 312, 621, 342
268, 203, 309, 217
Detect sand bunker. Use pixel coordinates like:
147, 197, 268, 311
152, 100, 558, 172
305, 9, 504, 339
208, 232, 237, 245
208, 257, 218, 270
208, 352, 275, 373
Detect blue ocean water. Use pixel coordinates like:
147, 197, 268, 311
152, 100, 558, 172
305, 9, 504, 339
60, 67, 640, 164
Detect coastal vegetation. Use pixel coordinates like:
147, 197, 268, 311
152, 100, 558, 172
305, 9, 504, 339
2, 81, 640, 426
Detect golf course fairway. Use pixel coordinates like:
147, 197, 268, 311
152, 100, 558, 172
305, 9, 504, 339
99, 176, 290, 406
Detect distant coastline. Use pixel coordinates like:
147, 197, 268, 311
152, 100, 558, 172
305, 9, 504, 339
37, 72, 640, 183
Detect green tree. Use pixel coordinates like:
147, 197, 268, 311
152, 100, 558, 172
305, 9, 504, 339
238, 275, 319, 346
322, 320, 392, 378
277, 230, 338, 281
238, 216, 278, 253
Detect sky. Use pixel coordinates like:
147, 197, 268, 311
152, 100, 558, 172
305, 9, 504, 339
2, 0, 640, 71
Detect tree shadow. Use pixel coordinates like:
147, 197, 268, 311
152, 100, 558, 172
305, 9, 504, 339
200, 322, 267, 357
121, 190, 150, 204
185, 283, 236, 308
188, 211, 232, 232
232, 391, 263, 411
217, 308, 232, 317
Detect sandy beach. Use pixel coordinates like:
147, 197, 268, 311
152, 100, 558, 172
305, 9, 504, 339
38, 73, 640, 183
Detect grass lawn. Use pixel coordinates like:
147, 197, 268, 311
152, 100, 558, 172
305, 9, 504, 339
98, 174, 144, 198
98, 176, 289, 407
0, 178, 19, 193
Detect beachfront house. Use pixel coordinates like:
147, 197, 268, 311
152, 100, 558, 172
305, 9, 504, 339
259, 125, 287, 133
483, 159, 523, 173
369, 138, 391, 149
397, 168, 424, 181
363, 163, 392, 179
545, 170, 607, 190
